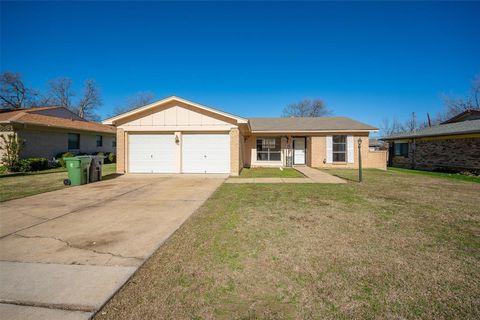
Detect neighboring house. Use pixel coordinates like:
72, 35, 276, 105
368, 138, 387, 151
103, 96, 386, 176
382, 111, 480, 172
0, 106, 116, 160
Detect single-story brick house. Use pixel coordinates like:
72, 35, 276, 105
0, 106, 116, 160
103, 96, 386, 176
382, 110, 480, 172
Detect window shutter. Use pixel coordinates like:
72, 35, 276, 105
347, 136, 354, 163
326, 136, 333, 163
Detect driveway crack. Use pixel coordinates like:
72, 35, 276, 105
14, 234, 143, 261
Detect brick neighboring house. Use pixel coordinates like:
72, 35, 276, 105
0, 106, 116, 161
382, 110, 480, 172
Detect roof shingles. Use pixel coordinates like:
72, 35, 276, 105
383, 119, 480, 140
248, 117, 377, 132
0, 109, 115, 134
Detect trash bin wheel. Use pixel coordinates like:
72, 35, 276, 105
63, 179, 71, 186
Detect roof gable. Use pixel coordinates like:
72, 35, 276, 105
102, 96, 248, 125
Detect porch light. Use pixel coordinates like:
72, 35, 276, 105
175, 134, 180, 144
358, 138, 363, 182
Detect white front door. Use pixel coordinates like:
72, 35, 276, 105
293, 137, 306, 165
182, 134, 230, 174
128, 134, 176, 173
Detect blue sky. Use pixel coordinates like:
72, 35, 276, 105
1, 1, 479, 128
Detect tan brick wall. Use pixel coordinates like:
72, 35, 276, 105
243, 135, 254, 167
116, 128, 125, 173
309, 134, 386, 169
238, 132, 244, 173
230, 128, 240, 176
366, 151, 387, 170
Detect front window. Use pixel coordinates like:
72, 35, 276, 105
68, 133, 80, 150
394, 143, 409, 157
333, 135, 346, 162
257, 137, 281, 161
96, 135, 103, 147
112, 137, 116, 148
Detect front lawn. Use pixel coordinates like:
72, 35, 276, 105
388, 166, 480, 183
0, 163, 117, 202
96, 169, 480, 319
238, 167, 304, 178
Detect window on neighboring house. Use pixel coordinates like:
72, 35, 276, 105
394, 143, 409, 157
68, 133, 80, 150
257, 137, 281, 161
112, 137, 116, 148
96, 135, 103, 147
332, 135, 347, 162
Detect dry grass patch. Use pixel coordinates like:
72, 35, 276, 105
96, 169, 480, 320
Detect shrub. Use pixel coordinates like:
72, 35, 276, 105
17, 158, 49, 172
0, 133, 24, 172
55, 152, 74, 168
107, 152, 116, 164
30, 158, 49, 171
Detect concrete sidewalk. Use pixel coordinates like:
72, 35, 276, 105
226, 166, 346, 184
294, 166, 346, 183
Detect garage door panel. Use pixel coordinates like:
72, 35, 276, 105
128, 134, 176, 173
182, 134, 230, 174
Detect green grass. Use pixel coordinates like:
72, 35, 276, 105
0, 166, 67, 178
96, 168, 480, 320
388, 167, 480, 183
238, 167, 304, 178
0, 163, 117, 202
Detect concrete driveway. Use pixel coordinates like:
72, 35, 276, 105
0, 174, 226, 319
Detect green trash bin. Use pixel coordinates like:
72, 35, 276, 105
64, 156, 92, 186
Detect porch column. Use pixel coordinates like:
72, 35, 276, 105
116, 128, 125, 173
230, 128, 240, 176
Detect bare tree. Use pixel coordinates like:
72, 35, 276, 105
0, 72, 37, 109
282, 99, 330, 117
46, 77, 102, 120
113, 91, 155, 115
76, 80, 102, 120
47, 77, 75, 110
380, 117, 404, 137
439, 75, 480, 121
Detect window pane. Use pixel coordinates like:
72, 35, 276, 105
333, 143, 346, 152
333, 135, 346, 143
257, 152, 268, 161
68, 133, 80, 150
256, 137, 281, 159
96, 135, 103, 147
394, 143, 409, 157
333, 152, 346, 162
269, 152, 281, 161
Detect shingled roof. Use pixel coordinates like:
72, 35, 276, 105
382, 119, 480, 140
0, 107, 116, 134
248, 117, 377, 132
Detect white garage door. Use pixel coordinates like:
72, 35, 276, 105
128, 134, 176, 173
182, 134, 230, 174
